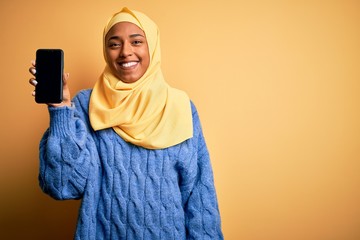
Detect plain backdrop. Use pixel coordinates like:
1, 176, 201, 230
0, 0, 360, 239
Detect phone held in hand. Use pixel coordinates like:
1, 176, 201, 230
35, 49, 64, 104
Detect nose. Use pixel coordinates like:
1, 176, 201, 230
120, 41, 133, 57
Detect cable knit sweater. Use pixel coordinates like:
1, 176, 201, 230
39, 89, 223, 239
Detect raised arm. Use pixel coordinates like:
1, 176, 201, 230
38, 93, 98, 200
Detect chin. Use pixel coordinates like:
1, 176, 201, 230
119, 76, 139, 83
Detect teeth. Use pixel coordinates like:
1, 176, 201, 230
121, 62, 137, 68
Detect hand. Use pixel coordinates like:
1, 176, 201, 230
29, 60, 71, 107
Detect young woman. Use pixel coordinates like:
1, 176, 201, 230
29, 7, 223, 239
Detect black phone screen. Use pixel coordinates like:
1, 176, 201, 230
35, 49, 64, 103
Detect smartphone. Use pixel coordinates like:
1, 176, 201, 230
35, 49, 64, 104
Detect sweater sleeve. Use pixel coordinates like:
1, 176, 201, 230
181, 104, 224, 239
39, 93, 96, 200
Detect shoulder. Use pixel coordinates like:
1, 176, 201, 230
73, 89, 92, 107
189, 100, 203, 136
74, 89, 92, 102
190, 100, 199, 119
71, 89, 93, 115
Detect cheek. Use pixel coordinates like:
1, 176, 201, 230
105, 50, 118, 63
141, 50, 150, 69
143, 59, 150, 72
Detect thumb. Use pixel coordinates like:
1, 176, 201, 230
63, 72, 70, 85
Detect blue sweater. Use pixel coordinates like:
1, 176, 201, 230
39, 89, 223, 239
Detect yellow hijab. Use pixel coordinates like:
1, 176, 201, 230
89, 7, 193, 149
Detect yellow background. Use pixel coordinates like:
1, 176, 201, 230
1, 0, 360, 239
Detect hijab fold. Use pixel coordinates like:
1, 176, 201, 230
89, 7, 193, 149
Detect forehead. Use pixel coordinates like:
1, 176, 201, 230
106, 22, 145, 40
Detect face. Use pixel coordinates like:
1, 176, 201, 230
105, 22, 150, 83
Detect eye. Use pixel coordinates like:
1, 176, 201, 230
132, 40, 143, 45
108, 42, 121, 49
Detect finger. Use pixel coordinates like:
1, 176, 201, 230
29, 67, 36, 76
63, 73, 70, 85
31, 90, 35, 97
29, 78, 38, 86
31, 60, 36, 67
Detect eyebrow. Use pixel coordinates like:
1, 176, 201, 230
108, 33, 145, 41
129, 33, 145, 38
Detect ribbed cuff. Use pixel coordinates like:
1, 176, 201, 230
48, 104, 75, 137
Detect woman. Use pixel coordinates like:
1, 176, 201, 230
29, 7, 223, 239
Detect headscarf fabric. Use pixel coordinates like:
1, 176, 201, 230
89, 7, 193, 149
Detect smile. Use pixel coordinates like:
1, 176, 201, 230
119, 61, 138, 69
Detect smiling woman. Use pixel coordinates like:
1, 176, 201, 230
28, 7, 223, 240
105, 22, 150, 83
